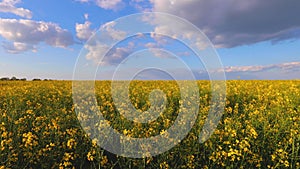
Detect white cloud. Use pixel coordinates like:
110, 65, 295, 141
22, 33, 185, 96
75, 21, 94, 41
220, 62, 300, 79
148, 48, 175, 58
0, 18, 74, 53
77, 0, 89, 2
95, 0, 123, 10
147, 13, 210, 50
77, 0, 123, 10
84, 13, 89, 20
101, 21, 127, 41
84, 41, 133, 65
131, 0, 143, 2
0, 0, 32, 18
85, 41, 109, 63
224, 62, 300, 73
130, 0, 152, 12
193, 62, 300, 79
79, 19, 132, 65
104, 45, 133, 65
75, 17, 127, 42
2, 41, 36, 53
145, 42, 158, 48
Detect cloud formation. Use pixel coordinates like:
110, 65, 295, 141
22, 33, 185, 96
81, 21, 132, 65
77, 0, 123, 10
96, 0, 123, 10
224, 62, 300, 73
129, 0, 152, 12
191, 62, 300, 80
2, 42, 36, 53
75, 21, 94, 41
151, 0, 300, 48
85, 40, 134, 66
101, 21, 127, 41
0, 0, 32, 18
0, 18, 74, 53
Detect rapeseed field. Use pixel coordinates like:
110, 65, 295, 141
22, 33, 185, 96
0, 80, 299, 168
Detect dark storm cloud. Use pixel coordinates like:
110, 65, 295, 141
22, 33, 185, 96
152, 0, 300, 47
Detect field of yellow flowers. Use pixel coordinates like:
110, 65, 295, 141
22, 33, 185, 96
0, 80, 299, 168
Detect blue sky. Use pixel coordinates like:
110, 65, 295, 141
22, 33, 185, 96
0, 0, 299, 80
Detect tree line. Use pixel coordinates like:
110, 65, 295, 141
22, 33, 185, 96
0, 77, 52, 81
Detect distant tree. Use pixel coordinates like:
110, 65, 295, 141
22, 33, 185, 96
20, 78, 27, 81
11, 77, 17, 81
32, 78, 41, 81
0, 77, 9, 81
